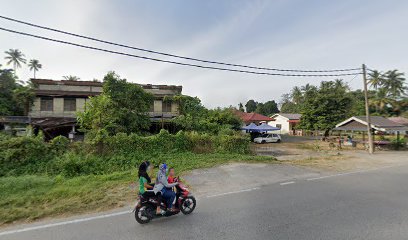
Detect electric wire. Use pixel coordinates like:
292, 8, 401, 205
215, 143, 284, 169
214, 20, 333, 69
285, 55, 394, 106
0, 15, 362, 74
0, 26, 362, 77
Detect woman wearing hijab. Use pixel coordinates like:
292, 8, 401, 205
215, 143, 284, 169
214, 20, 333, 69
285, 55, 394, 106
153, 163, 178, 213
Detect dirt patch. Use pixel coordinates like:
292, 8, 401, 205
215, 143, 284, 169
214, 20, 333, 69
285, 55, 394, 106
253, 136, 408, 172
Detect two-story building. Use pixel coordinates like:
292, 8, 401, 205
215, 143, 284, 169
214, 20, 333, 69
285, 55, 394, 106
1, 79, 182, 139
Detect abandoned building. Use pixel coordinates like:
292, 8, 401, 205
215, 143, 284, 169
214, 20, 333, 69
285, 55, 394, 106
0, 79, 182, 139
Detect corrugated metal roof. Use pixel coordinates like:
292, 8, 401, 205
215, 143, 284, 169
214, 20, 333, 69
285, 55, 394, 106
388, 117, 408, 126
354, 116, 403, 127
279, 113, 302, 120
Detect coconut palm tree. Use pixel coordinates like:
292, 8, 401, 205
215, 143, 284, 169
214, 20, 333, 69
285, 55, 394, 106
28, 59, 42, 78
368, 70, 384, 89
383, 70, 407, 97
4, 49, 26, 74
63, 75, 80, 81
369, 88, 394, 113
291, 86, 303, 104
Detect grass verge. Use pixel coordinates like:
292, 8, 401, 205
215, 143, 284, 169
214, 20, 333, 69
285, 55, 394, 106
0, 153, 277, 226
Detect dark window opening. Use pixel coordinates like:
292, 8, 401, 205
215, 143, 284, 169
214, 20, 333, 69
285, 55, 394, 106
40, 97, 53, 111
64, 98, 76, 111
162, 101, 172, 112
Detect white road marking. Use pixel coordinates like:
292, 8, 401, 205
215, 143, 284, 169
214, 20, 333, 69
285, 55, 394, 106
280, 181, 295, 186
307, 164, 405, 181
206, 187, 260, 198
3, 163, 406, 236
0, 210, 129, 236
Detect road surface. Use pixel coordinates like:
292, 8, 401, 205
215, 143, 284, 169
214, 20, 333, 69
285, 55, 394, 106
2, 163, 408, 240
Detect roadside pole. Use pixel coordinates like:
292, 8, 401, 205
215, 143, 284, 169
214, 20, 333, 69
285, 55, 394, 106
362, 64, 374, 154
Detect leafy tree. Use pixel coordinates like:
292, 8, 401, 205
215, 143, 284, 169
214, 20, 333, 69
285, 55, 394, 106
238, 102, 244, 112
13, 86, 35, 115
369, 88, 394, 114
245, 99, 257, 112
4, 49, 26, 74
28, 59, 42, 78
172, 95, 242, 133
298, 80, 352, 137
257, 100, 279, 116
63, 75, 80, 81
280, 102, 299, 113
0, 65, 34, 115
78, 72, 154, 135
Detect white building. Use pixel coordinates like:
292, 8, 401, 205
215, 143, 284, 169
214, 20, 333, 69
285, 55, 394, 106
268, 113, 302, 135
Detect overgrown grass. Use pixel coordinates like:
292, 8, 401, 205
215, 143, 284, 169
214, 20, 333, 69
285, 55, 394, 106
0, 153, 277, 225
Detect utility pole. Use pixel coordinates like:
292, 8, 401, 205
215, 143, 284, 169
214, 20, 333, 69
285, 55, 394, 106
362, 64, 374, 154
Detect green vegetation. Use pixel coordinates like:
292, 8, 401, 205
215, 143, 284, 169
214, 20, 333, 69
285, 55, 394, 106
171, 95, 243, 134
243, 99, 279, 115
78, 72, 154, 135
0, 150, 276, 225
0, 129, 276, 225
281, 69, 407, 117
0, 66, 34, 116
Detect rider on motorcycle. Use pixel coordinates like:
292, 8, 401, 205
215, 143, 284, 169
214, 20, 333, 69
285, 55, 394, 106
153, 163, 178, 213
138, 161, 154, 198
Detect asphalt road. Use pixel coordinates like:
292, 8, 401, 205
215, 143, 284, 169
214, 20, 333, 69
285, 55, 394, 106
2, 163, 408, 240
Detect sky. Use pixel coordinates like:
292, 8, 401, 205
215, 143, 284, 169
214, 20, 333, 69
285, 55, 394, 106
1, 0, 407, 108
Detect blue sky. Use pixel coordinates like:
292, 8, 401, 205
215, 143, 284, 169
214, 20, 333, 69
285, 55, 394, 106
1, 0, 407, 108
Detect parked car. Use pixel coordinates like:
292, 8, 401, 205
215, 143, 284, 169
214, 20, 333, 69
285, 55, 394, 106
254, 133, 281, 143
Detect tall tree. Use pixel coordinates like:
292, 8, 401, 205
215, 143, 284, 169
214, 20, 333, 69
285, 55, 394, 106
0, 65, 33, 115
78, 72, 153, 135
28, 59, 42, 78
238, 102, 245, 112
383, 70, 406, 97
368, 70, 384, 89
256, 100, 279, 116
245, 99, 257, 113
369, 88, 394, 114
63, 75, 80, 81
4, 49, 26, 74
299, 80, 352, 137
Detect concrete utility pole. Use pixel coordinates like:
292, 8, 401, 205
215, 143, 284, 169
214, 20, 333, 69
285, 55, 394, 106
362, 64, 374, 154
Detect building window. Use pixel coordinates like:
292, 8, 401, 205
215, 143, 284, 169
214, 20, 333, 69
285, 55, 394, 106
162, 101, 172, 113
64, 98, 76, 111
149, 102, 155, 112
276, 124, 282, 129
40, 97, 53, 111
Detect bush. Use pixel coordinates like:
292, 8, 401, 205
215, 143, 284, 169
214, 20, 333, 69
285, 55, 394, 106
0, 136, 54, 176
0, 130, 252, 177
49, 136, 70, 154
390, 138, 407, 150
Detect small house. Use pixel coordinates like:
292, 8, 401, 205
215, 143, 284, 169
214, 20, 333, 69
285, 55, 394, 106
268, 113, 302, 135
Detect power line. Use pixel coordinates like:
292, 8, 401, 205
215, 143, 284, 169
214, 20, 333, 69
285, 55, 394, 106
0, 26, 362, 77
0, 15, 362, 73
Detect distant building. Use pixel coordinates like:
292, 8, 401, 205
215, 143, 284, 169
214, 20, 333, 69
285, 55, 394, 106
268, 113, 302, 135
1, 79, 182, 139
388, 117, 408, 127
335, 116, 408, 134
233, 110, 273, 125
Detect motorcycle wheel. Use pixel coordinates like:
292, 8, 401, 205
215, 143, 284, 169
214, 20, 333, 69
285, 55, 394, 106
135, 205, 153, 224
180, 196, 196, 215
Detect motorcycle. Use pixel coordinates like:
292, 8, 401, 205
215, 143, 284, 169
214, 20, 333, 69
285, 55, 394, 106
133, 178, 196, 224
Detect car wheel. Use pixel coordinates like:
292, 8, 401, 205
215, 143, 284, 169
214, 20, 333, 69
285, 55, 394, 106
277, 139, 281, 143
261, 140, 266, 144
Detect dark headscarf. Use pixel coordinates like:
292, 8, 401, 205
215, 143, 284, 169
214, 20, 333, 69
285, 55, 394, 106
138, 161, 151, 183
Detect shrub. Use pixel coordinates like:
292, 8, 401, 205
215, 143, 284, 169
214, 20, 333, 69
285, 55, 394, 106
49, 136, 70, 154
390, 138, 407, 150
216, 134, 250, 154
0, 136, 53, 176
